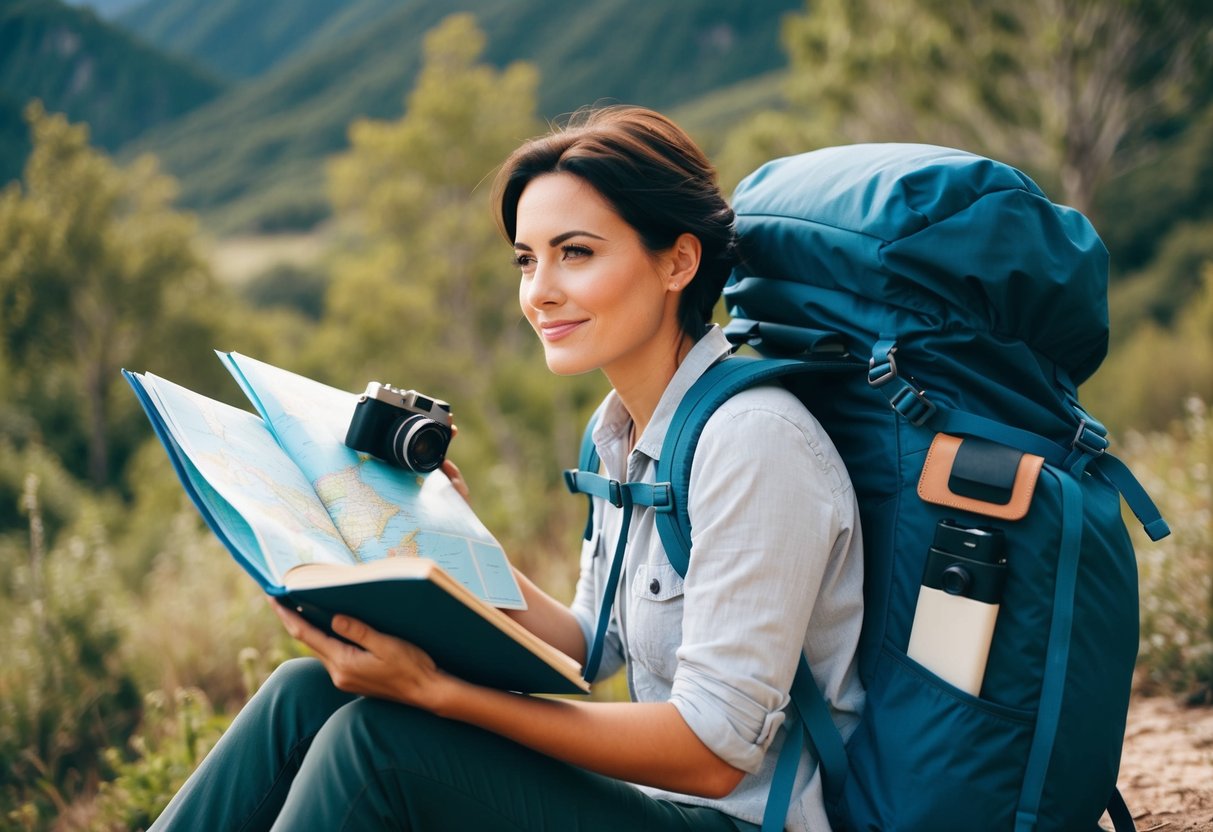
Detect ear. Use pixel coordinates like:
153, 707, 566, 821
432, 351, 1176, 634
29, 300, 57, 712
666, 233, 702, 292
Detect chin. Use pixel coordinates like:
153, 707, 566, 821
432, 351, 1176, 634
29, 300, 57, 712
543, 350, 597, 377
545, 359, 596, 377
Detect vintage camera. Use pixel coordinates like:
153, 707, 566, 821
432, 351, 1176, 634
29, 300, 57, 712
344, 382, 452, 473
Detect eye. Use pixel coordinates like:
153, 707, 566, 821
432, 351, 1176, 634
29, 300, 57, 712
561, 244, 592, 260
512, 252, 536, 272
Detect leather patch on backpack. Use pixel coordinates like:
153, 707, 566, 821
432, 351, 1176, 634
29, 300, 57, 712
918, 434, 1043, 521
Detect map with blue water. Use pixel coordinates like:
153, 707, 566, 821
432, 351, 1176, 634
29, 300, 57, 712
124, 353, 523, 609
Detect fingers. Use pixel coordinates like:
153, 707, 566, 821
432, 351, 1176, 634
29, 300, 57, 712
443, 424, 471, 502
442, 459, 471, 503
330, 614, 377, 650
270, 598, 355, 660
268, 597, 448, 705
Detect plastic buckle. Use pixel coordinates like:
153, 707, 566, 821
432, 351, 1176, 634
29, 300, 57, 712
606, 479, 624, 508
562, 469, 580, 494
1071, 419, 1108, 457
888, 384, 937, 427
868, 349, 898, 387
651, 483, 674, 513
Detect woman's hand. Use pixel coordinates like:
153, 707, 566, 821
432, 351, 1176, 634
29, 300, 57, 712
442, 458, 470, 504
442, 422, 471, 504
270, 599, 457, 711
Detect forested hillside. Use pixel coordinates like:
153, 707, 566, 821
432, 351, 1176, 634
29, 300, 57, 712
115, 0, 400, 80
120, 0, 802, 232
62, 0, 142, 17
0, 0, 224, 182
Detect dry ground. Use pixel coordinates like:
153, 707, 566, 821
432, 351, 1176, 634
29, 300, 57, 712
1111, 695, 1213, 831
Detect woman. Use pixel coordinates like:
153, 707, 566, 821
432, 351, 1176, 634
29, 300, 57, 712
150, 106, 865, 831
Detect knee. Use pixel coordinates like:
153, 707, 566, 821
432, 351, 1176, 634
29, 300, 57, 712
278, 702, 447, 826
262, 656, 331, 693
249, 657, 351, 729
314, 699, 444, 767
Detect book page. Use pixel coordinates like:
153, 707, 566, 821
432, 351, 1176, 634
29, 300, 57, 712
219, 352, 525, 610
134, 371, 353, 585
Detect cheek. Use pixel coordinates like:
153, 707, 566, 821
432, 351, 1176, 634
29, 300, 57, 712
578, 262, 658, 318
518, 281, 536, 326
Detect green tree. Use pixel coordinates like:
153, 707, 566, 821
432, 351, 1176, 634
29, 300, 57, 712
723, 0, 1212, 216
0, 103, 213, 487
320, 14, 605, 556
1082, 262, 1213, 433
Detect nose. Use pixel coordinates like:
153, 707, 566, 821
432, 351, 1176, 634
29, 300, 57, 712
522, 259, 563, 310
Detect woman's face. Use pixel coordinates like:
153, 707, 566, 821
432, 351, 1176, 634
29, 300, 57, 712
514, 172, 683, 380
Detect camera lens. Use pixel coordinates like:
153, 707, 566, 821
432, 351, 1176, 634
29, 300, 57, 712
941, 565, 972, 596
390, 415, 450, 473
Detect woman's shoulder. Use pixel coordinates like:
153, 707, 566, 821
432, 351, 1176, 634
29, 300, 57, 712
702, 382, 823, 433
696, 383, 848, 475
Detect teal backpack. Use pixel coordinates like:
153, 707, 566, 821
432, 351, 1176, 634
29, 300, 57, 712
566, 144, 1169, 831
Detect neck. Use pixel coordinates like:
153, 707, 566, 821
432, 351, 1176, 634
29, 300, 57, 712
607, 330, 695, 449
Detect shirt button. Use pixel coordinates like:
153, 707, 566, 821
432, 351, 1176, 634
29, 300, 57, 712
649, 578, 661, 595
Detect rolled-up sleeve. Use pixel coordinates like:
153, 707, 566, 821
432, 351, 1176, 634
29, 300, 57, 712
668, 394, 851, 773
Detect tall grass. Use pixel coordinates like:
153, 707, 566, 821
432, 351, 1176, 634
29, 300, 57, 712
0, 475, 139, 827
1123, 398, 1213, 700
0, 448, 295, 830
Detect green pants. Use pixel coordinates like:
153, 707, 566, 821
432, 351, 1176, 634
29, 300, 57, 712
149, 658, 747, 831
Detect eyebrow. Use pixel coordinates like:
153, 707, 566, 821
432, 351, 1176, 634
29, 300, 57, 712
513, 230, 607, 250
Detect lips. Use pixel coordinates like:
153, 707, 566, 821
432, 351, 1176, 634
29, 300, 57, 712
539, 320, 586, 341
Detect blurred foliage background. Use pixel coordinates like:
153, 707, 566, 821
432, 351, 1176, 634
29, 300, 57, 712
0, 1, 1211, 828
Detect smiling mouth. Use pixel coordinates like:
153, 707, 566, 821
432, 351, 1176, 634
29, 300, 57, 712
540, 321, 586, 341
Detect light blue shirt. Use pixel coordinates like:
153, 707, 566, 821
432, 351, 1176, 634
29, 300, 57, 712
569, 325, 866, 831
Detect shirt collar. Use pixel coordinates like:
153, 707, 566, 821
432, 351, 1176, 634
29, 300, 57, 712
592, 325, 734, 464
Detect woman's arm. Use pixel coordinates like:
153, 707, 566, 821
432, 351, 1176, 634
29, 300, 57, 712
271, 604, 745, 799
441, 458, 587, 663
437, 677, 746, 799
504, 568, 587, 663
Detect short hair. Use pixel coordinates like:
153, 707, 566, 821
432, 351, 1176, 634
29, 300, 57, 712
493, 106, 737, 339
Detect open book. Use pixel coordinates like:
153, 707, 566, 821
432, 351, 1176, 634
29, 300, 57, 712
123, 352, 588, 695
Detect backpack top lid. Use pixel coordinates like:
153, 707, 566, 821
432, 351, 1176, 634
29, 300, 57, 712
730, 144, 1110, 385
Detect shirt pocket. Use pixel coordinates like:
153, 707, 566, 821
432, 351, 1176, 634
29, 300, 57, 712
579, 525, 602, 567
627, 560, 685, 680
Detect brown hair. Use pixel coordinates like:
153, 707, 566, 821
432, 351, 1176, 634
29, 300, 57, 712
492, 106, 736, 339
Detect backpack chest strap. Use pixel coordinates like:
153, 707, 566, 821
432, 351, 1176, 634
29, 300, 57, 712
563, 469, 672, 682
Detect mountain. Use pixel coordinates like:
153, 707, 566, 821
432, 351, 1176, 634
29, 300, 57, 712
115, 0, 400, 81
121, 0, 802, 233
0, 0, 225, 178
0, 91, 32, 183
63, 0, 144, 17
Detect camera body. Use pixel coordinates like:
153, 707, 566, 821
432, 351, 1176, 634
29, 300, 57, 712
345, 382, 452, 473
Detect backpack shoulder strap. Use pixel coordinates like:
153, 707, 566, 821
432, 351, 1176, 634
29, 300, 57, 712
654, 354, 849, 574
652, 353, 858, 820
572, 401, 607, 541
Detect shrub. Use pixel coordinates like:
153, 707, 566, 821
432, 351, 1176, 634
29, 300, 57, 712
116, 509, 298, 713
0, 475, 140, 827
86, 688, 229, 832
1124, 398, 1213, 700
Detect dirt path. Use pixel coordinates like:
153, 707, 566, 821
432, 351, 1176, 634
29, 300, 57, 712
1111, 696, 1213, 831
